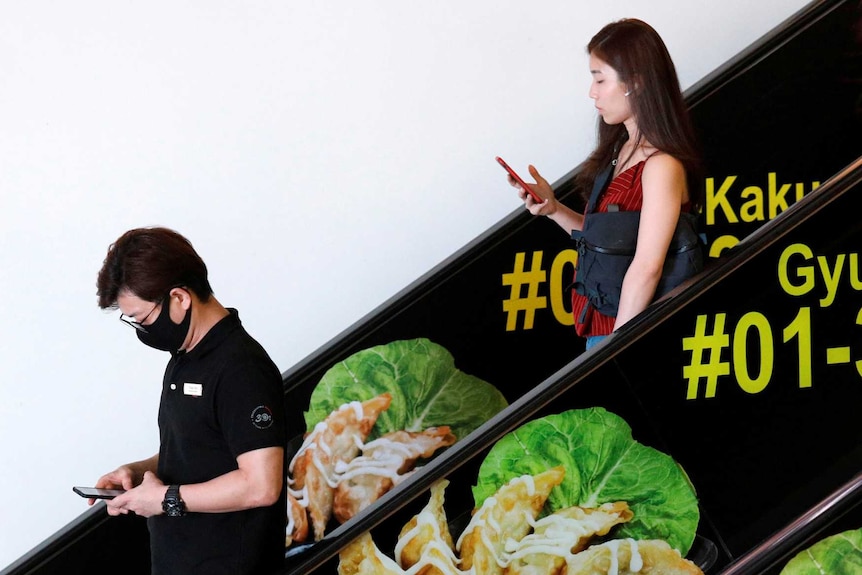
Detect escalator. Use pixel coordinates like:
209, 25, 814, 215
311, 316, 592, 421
281, 138, 862, 575
3, 0, 860, 573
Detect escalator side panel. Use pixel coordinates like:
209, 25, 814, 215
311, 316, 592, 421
613, 178, 862, 558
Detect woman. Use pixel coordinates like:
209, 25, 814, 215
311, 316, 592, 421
511, 19, 702, 350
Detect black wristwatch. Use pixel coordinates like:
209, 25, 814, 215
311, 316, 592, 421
162, 484, 186, 517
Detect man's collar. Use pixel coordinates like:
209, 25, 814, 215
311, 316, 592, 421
178, 308, 241, 358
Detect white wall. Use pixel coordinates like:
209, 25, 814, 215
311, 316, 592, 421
0, 0, 810, 568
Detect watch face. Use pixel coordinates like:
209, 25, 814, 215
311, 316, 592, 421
162, 499, 184, 517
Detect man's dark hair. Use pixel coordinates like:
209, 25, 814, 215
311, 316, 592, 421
96, 227, 214, 309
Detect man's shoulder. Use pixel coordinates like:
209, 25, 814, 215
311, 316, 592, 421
214, 328, 281, 381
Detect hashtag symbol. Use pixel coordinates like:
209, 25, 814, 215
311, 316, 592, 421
502, 251, 548, 331
682, 313, 731, 399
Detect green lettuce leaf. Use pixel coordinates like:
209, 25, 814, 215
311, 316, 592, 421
781, 528, 862, 575
305, 338, 508, 442
472, 407, 700, 555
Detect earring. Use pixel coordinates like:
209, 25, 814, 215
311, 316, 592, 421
624, 90, 631, 97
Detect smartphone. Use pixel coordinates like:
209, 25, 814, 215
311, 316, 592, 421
496, 156, 544, 203
73, 486, 126, 500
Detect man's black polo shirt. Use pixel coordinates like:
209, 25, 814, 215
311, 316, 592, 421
148, 309, 286, 575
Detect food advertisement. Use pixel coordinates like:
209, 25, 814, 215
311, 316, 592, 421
337, 407, 711, 574
285, 338, 508, 546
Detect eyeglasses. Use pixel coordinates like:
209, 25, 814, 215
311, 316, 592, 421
119, 299, 162, 333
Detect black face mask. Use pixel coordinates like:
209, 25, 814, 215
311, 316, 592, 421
137, 297, 192, 353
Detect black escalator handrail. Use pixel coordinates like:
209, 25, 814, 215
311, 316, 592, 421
282, 155, 862, 573
716, 471, 862, 575
683, 0, 844, 109
0, 505, 108, 575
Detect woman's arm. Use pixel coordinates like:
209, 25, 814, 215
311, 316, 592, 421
613, 153, 686, 330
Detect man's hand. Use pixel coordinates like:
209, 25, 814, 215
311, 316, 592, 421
105, 471, 167, 518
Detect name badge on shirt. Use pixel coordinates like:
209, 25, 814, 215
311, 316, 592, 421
184, 383, 203, 397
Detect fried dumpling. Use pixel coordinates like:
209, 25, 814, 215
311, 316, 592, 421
338, 481, 464, 575
395, 479, 457, 570
457, 466, 566, 575
290, 393, 393, 541
337, 532, 404, 575
564, 538, 704, 575
504, 502, 633, 575
407, 543, 464, 575
334, 427, 457, 523
285, 493, 309, 546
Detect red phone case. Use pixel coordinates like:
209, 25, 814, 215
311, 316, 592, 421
496, 157, 544, 203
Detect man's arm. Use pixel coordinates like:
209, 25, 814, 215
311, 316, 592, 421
106, 447, 283, 517
180, 446, 284, 512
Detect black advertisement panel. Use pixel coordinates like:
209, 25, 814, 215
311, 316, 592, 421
689, 0, 862, 255
616, 172, 862, 559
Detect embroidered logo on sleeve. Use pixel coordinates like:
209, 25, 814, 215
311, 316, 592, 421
251, 405, 274, 429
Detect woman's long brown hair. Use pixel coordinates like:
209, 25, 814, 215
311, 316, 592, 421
574, 19, 703, 210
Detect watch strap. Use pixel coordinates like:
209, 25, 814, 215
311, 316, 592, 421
162, 484, 186, 517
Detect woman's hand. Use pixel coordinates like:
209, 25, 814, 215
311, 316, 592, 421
509, 165, 558, 216
508, 164, 585, 233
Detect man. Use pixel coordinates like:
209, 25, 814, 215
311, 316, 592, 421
92, 227, 286, 574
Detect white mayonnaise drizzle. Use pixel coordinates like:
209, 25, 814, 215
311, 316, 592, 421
607, 539, 622, 575
520, 474, 536, 496
286, 399, 369, 519
287, 484, 307, 505
580, 538, 643, 575
288, 421, 328, 474
455, 495, 496, 551
372, 534, 472, 575
394, 510, 460, 567
310, 450, 340, 489
348, 470, 648, 575
456, 482, 640, 573
347, 400, 363, 420
629, 538, 643, 571
286, 502, 295, 534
